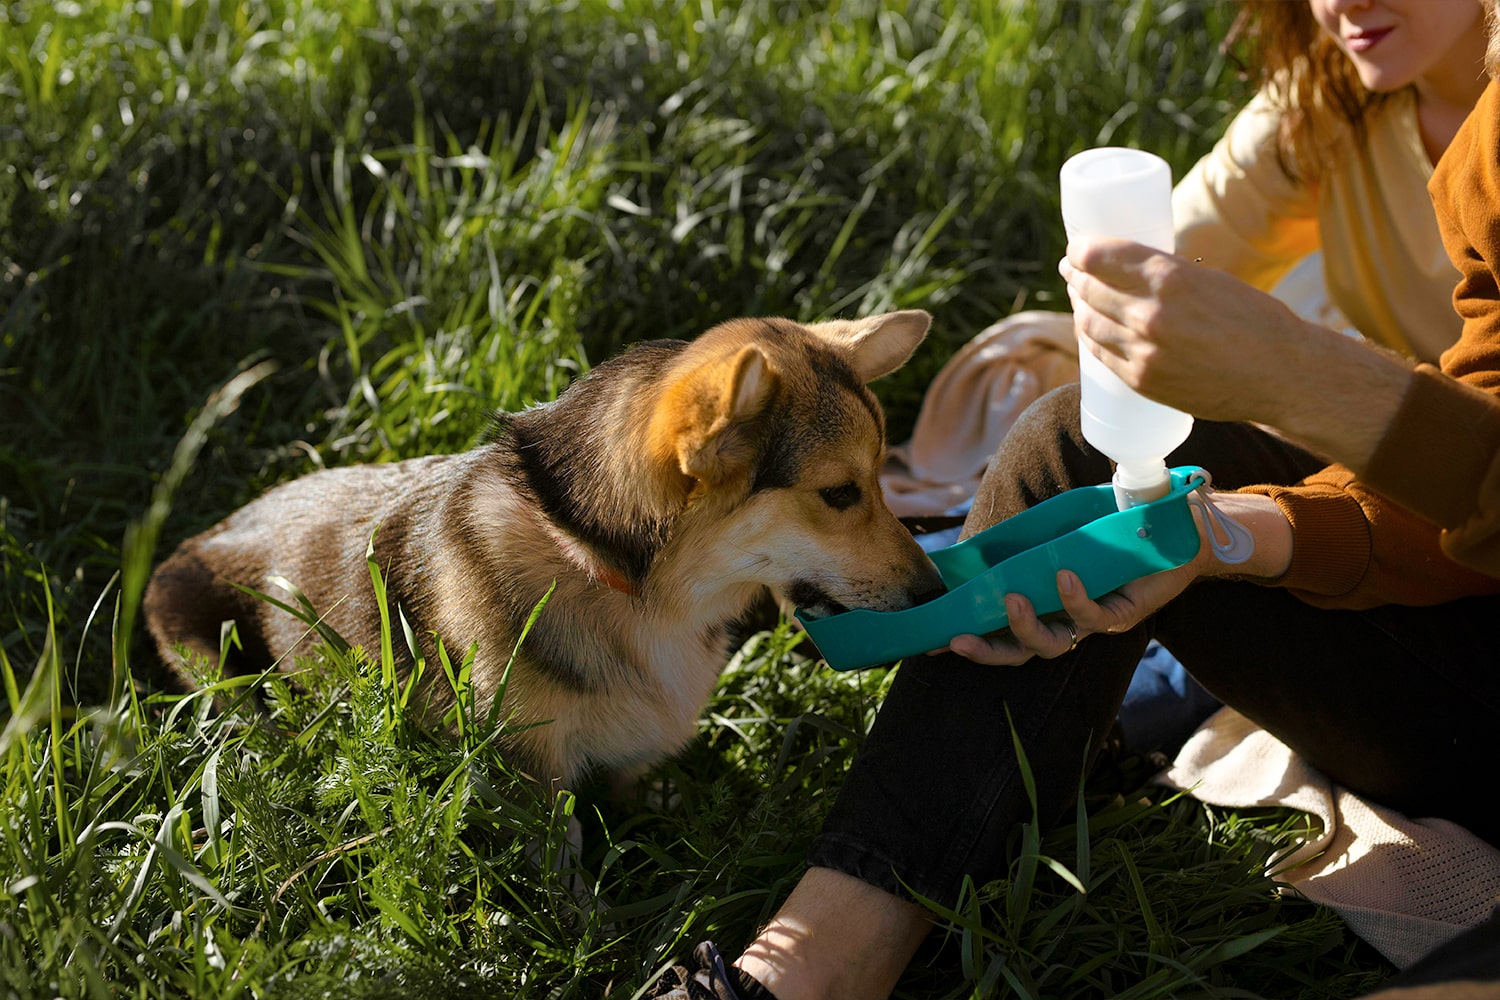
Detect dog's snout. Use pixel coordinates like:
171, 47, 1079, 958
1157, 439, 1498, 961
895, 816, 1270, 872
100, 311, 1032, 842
907, 554, 945, 605
910, 582, 947, 607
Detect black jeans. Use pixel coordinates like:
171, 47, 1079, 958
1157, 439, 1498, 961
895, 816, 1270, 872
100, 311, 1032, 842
808, 385, 1500, 906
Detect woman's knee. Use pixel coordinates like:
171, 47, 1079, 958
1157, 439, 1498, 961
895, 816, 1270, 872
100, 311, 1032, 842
965, 384, 1106, 532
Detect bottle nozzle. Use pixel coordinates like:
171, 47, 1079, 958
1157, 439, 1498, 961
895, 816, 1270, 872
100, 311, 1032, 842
1112, 460, 1171, 509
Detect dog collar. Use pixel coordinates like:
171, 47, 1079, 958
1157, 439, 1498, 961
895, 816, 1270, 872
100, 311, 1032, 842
595, 564, 638, 596
545, 524, 640, 596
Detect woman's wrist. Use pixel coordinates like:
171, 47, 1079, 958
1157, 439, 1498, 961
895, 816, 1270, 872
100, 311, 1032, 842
1193, 491, 1293, 582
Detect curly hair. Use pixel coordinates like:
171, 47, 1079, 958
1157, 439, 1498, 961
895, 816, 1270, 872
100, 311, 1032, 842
1223, 0, 1393, 183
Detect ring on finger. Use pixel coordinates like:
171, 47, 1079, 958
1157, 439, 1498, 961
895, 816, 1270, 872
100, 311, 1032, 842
1062, 618, 1080, 653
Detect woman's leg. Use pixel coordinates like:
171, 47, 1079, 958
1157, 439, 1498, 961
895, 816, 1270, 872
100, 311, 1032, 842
806, 384, 1330, 902
735, 388, 1320, 997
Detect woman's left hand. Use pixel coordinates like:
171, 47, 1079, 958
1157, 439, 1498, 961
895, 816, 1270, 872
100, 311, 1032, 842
1063, 235, 1413, 475
946, 560, 1200, 665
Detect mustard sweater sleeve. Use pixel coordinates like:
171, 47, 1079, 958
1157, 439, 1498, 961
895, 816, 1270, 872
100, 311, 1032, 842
1365, 367, 1500, 578
1363, 75, 1500, 581
1241, 459, 1500, 608
1173, 88, 1322, 289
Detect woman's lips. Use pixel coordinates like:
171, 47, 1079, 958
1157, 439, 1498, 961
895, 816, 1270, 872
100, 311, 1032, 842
1345, 26, 1394, 53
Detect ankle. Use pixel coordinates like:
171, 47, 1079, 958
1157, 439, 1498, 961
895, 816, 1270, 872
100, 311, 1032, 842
725, 959, 782, 1000
736, 938, 828, 1000
732, 867, 931, 1000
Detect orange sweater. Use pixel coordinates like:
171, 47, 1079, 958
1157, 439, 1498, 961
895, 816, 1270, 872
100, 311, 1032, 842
1242, 78, 1500, 605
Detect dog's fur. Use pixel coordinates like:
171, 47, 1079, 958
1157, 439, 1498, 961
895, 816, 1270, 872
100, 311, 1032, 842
144, 310, 942, 788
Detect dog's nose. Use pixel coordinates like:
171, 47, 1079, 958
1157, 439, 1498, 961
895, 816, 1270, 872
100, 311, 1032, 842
910, 583, 947, 606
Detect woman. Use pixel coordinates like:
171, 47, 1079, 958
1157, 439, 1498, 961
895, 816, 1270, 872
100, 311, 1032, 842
894, 0, 1489, 758
651, 2, 1499, 998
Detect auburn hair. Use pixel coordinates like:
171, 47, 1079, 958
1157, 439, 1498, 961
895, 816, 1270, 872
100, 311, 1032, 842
1223, 1, 1392, 183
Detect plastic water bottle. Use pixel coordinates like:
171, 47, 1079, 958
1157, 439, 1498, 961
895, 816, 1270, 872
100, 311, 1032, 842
1060, 147, 1194, 510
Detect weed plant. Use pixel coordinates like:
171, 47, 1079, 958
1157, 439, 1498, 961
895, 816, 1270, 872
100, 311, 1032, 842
1, 0, 1393, 995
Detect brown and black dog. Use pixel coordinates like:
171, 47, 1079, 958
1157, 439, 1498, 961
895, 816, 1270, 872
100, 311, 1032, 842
145, 310, 943, 790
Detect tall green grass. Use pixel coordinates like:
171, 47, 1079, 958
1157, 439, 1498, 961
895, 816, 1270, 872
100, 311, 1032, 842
1, 0, 1393, 995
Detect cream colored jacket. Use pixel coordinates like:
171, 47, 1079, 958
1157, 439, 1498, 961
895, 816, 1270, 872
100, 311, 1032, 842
1174, 87, 1459, 364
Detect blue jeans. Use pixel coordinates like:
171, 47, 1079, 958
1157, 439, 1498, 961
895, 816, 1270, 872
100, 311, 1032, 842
1117, 641, 1220, 756
807, 385, 1500, 905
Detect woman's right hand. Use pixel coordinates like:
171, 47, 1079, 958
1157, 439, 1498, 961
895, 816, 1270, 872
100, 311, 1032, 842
1060, 235, 1414, 482
946, 491, 1294, 666
1060, 236, 1315, 424
946, 559, 1201, 665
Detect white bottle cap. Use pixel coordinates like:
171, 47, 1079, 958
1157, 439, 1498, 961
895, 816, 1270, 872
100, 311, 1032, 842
1112, 459, 1172, 510
1060, 147, 1175, 252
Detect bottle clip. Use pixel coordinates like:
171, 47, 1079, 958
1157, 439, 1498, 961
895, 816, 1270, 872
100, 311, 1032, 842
1185, 469, 1255, 565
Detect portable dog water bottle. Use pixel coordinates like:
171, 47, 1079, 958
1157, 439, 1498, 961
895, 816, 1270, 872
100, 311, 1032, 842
795, 467, 1210, 672
1061, 146, 1194, 510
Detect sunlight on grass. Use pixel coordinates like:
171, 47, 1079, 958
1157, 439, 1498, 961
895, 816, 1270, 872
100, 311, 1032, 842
0, 1, 1394, 996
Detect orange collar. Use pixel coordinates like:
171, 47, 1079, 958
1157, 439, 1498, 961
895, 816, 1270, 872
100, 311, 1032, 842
547, 527, 640, 596
595, 563, 638, 596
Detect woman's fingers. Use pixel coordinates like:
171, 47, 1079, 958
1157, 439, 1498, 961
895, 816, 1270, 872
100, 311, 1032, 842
947, 585, 1088, 665
1003, 592, 1080, 655
1056, 570, 1137, 634
1063, 235, 1159, 284
947, 632, 1027, 665
945, 567, 1193, 667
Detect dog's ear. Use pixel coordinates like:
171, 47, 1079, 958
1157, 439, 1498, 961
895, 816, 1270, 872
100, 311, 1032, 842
656, 343, 778, 486
806, 309, 931, 383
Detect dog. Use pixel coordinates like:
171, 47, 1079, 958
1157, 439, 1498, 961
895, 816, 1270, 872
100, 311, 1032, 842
144, 309, 943, 791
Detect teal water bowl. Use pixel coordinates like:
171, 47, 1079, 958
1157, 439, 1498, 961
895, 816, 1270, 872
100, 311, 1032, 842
797, 466, 1207, 671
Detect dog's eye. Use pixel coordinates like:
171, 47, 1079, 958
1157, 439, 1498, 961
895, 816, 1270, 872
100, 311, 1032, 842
819, 482, 862, 510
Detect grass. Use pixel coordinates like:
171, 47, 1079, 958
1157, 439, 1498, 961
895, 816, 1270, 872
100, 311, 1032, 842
0, 0, 1394, 995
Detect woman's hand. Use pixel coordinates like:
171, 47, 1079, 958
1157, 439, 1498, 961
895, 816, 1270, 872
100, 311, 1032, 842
946, 491, 1292, 666
1059, 237, 1313, 423
1060, 234, 1414, 488
947, 561, 1201, 665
